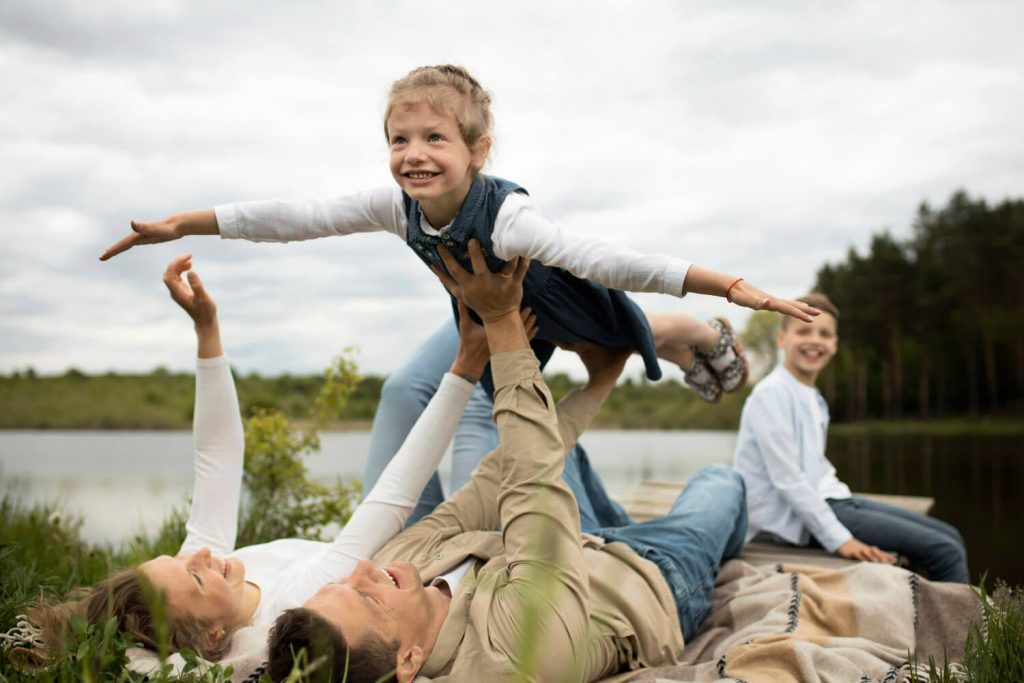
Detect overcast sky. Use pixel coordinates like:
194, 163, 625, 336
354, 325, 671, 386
2, 0, 1022, 381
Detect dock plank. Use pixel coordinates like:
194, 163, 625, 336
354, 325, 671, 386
614, 480, 935, 570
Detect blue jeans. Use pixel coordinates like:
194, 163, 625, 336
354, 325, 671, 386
594, 465, 748, 640
827, 496, 969, 583
364, 321, 631, 528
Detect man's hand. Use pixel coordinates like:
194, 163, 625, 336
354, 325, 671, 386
100, 209, 219, 261
433, 240, 529, 324
450, 303, 538, 384
836, 538, 898, 564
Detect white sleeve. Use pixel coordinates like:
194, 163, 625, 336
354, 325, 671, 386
491, 192, 690, 296
745, 389, 853, 553
287, 372, 475, 593
179, 355, 244, 556
215, 185, 408, 243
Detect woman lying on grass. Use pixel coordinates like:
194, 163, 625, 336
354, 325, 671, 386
28, 253, 523, 663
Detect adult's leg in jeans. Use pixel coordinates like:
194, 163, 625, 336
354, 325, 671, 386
451, 395, 630, 531
365, 321, 637, 527
828, 497, 969, 583
564, 443, 632, 533
594, 465, 747, 639
364, 321, 502, 523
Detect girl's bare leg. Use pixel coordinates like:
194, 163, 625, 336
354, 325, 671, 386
645, 311, 720, 367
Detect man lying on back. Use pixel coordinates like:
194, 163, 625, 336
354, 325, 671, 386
267, 242, 748, 682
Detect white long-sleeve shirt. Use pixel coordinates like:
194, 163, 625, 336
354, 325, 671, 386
181, 354, 474, 632
732, 365, 852, 552
215, 185, 691, 296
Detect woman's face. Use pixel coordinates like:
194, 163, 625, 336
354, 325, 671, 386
140, 547, 248, 632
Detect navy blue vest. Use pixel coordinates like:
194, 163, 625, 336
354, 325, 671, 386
404, 175, 662, 394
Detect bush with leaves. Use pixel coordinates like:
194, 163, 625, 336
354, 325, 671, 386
1, 353, 365, 681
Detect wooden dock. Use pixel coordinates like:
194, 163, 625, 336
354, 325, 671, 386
614, 480, 935, 570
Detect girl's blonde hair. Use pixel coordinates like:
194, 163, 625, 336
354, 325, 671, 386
28, 567, 228, 661
384, 64, 494, 153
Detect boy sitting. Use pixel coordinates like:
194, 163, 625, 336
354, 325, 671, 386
733, 293, 969, 583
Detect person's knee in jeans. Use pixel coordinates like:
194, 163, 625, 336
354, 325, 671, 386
691, 464, 747, 559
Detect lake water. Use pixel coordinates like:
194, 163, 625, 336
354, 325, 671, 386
1, 430, 1020, 585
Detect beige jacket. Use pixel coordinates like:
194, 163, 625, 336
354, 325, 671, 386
372, 351, 684, 682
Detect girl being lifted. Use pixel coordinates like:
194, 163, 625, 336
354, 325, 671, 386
101, 65, 818, 513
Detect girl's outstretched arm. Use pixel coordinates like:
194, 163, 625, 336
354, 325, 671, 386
681, 265, 819, 322
494, 194, 818, 321
100, 209, 220, 261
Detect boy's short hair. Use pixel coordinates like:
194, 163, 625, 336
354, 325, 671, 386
781, 293, 839, 329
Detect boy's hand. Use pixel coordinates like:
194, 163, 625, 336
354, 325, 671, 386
433, 240, 529, 323
836, 538, 898, 564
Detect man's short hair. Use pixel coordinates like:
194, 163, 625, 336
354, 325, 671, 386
782, 292, 839, 329
267, 607, 400, 683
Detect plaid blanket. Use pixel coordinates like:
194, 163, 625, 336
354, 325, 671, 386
609, 559, 980, 683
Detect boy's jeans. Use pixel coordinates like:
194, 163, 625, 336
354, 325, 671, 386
827, 496, 969, 583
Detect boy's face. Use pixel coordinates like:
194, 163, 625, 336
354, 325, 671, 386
777, 312, 838, 384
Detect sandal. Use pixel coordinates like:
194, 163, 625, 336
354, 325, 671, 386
701, 317, 749, 393
682, 355, 723, 403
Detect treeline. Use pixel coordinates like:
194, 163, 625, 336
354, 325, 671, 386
0, 368, 743, 430
814, 191, 1024, 421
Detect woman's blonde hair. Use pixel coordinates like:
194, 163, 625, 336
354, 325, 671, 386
384, 64, 494, 156
28, 567, 229, 661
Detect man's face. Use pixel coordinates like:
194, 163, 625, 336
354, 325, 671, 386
303, 559, 447, 658
778, 312, 838, 384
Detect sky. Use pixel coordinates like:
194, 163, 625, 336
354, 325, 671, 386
2, 0, 1022, 381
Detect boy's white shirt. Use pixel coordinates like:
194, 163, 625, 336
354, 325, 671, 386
178, 353, 475, 632
215, 186, 691, 297
733, 364, 853, 552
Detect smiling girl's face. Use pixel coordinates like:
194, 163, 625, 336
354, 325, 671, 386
140, 546, 248, 635
387, 100, 489, 228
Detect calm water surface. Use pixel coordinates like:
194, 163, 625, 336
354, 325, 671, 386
1, 430, 1020, 585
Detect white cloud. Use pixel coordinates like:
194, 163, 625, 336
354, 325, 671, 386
2, 0, 1023, 378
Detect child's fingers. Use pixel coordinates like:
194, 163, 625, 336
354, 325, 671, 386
100, 232, 144, 261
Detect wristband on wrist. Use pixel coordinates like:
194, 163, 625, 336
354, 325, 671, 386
725, 277, 744, 303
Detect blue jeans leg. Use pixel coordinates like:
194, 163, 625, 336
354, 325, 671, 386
828, 496, 970, 583
364, 321, 497, 523
563, 443, 633, 532
594, 465, 747, 640
364, 321, 635, 528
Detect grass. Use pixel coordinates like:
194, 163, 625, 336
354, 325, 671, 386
4, 495, 1023, 681
908, 578, 1024, 682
